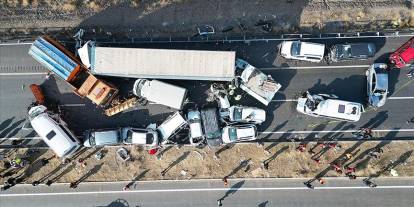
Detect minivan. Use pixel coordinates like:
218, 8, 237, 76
29, 105, 81, 158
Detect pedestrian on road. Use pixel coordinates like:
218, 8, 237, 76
347, 174, 357, 180
262, 161, 269, 170
308, 149, 315, 155
345, 153, 353, 159
78, 158, 87, 168
304, 181, 314, 189
123, 185, 130, 191
318, 178, 325, 185
46, 180, 53, 186
217, 198, 223, 206
41, 158, 49, 166
222, 177, 229, 186
363, 179, 377, 188
69, 182, 77, 189
32, 180, 40, 186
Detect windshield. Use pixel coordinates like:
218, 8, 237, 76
89, 135, 96, 146
291, 42, 301, 56
146, 133, 154, 144
63, 145, 78, 157
228, 128, 238, 141
233, 108, 243, 121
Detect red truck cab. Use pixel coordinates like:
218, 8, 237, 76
389, 37, 414, 69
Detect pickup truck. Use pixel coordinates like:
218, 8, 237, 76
235, 59, 281, 105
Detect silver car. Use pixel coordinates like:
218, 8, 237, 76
366, 63, 388, 108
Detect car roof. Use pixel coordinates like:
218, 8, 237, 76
92, 130, 120, 145
375, 73, 389, 90
31, 113, 76, 157
318, 99, 362, 120
299, 42, 325, 57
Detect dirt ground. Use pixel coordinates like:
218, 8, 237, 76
1, 141, 413, 184
0, 0, 413, 39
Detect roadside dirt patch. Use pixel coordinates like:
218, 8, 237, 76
1, 0, 412, 39
1, 141, 413, 184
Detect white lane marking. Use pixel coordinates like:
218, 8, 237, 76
388, 97, 414, 100
0, 42, 33, 46
271, 97, 414, 102
0, 137, 41, 140
260, 65, 370, 70
0, 72, 46, 76
1, 185, 414, 197
259, 129, 414, 134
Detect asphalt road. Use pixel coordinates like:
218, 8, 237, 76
1, 36, 414, 147
1, 178, 414, 207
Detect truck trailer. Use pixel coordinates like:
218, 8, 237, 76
77, 41, 236, 81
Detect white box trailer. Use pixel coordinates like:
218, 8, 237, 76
78, 41, 236, 81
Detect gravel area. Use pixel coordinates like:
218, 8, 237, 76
1, 141, 413, 185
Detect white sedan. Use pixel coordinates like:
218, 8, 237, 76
227, 106, 266, 124
280, 41, 325, 63
221, 125, 258, 144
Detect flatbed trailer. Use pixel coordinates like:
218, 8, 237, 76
78, 41, 236, 81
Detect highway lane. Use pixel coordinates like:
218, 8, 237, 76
1, 178, 414, 207
1, 36, 414, 145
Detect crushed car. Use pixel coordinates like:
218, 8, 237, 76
280, 41, 325, 63
235, 59, 281, 105
210, 83, 266, 124
329, 42, 376, 62
366, 63, 389, 108
296, 91, 364, 122
221, 124, 258, 144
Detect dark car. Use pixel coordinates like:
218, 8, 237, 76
329, 43, 376, 62
200, 108, 223, 147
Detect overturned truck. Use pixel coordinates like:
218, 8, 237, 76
28, 36, 134, 116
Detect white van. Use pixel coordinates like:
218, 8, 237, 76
133, 79, 188, 109
28, 105, 81, 158
296, 92, 364, 122
157, 112, 188, 144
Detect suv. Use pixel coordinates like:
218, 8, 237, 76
389, 36, 414, 69
157, 111, 188, 144
187, 110, 205, 146
221, 124, 258, 144
296, 91, 364, 122
280, 41, 325, 63
200, 108, 223, 147
329, 43, 376, 62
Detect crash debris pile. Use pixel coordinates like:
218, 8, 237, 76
26, 35, 414, 161
27, 36, 282, 159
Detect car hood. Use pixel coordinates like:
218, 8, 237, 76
300, 42, 325, 56
240, 108, 266, 123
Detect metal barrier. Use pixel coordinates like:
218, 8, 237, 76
1, 27, 414, 44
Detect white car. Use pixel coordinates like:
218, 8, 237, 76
280, 41, 325, 62
122, 127, 159, 149
366, 63, 388, 108
187, 110, 204, 145
296, 91, 364, 122
226, 106, 266, 124
222, 125, 258, 144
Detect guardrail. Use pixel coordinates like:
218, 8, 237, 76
1, 26, 414, 44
